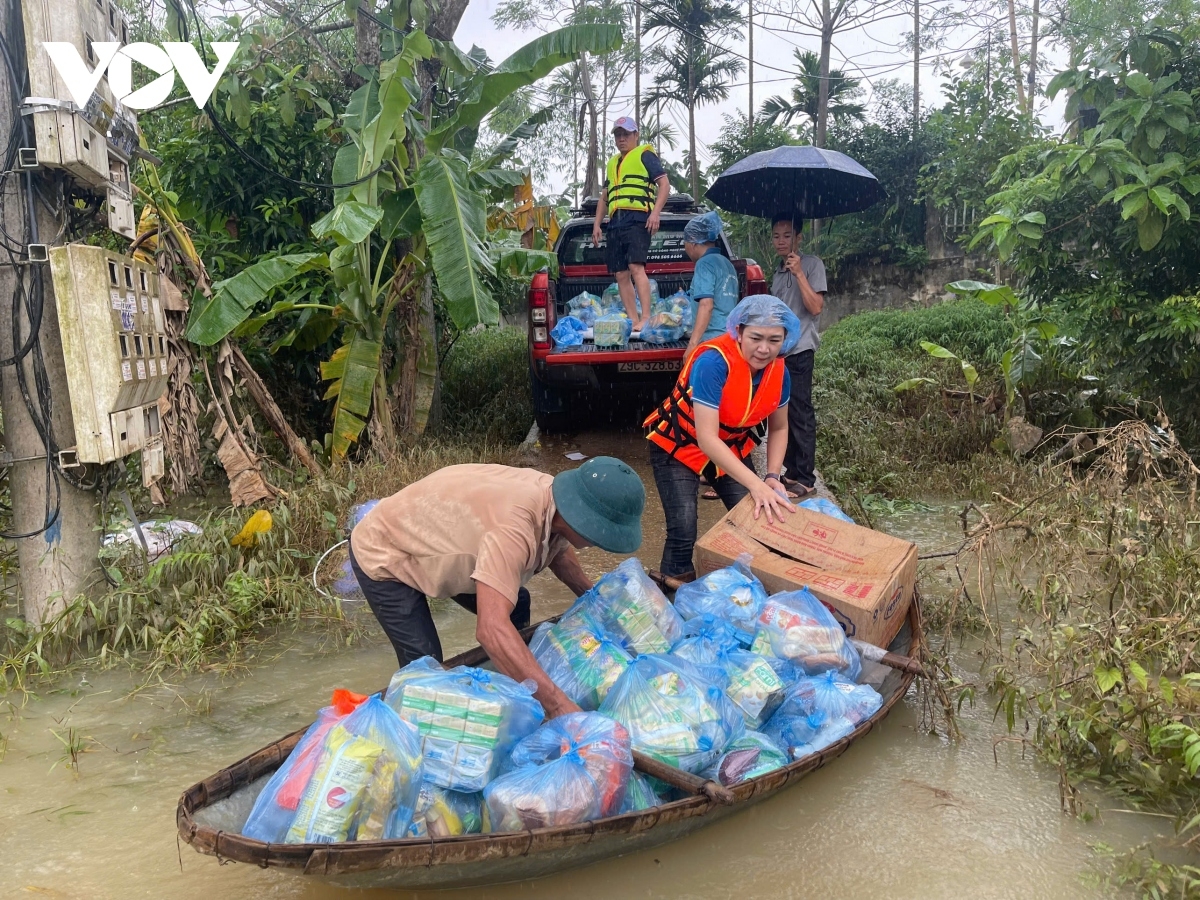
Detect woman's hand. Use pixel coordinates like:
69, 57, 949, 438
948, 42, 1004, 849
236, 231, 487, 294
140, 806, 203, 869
748, 477, 796, 523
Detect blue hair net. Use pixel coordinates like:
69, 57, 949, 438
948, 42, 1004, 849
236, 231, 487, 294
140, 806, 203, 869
726, 294, 802, 355
683, 210, 723, 244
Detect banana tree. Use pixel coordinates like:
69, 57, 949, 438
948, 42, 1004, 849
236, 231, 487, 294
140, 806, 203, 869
185, 23, 621, 459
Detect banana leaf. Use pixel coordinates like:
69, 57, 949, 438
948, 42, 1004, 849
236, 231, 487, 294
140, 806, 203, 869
321, 330, 383, 459
425, 24, 622, 151
185, 252, 327, 346
415, 151, 498, 328
471, 106, 556, 173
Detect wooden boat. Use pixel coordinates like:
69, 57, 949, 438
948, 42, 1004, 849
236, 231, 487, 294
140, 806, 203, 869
176, 598, 922, 889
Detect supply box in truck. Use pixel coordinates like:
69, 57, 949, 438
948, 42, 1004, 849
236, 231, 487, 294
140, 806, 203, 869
694, 497, 918, 648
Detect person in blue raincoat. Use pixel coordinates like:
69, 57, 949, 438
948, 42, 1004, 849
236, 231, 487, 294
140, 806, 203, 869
682, 211, 740, 358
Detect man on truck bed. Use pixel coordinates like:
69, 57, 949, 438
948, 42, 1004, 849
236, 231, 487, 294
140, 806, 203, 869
592, 117, 670, 332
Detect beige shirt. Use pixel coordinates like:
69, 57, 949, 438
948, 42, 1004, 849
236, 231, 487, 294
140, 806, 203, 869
350, 464, 568, 601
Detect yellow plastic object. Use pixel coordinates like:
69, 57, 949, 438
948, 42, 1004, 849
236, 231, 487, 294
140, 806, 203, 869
231, 509, 273, 547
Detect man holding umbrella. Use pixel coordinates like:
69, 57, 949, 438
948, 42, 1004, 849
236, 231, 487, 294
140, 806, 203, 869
592, 117, 671, 332
771, 215, 826, 497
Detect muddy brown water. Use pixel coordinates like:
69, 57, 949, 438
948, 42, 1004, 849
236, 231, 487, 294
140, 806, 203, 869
0, 431, 1172, 898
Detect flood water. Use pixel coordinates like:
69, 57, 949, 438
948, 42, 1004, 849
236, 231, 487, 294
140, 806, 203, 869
0, 430, 1173, 899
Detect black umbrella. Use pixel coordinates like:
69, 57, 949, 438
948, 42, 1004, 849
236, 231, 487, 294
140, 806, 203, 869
706, 145, 884, 220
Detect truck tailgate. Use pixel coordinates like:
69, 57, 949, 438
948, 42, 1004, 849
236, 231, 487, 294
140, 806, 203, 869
547, 339, 688, 371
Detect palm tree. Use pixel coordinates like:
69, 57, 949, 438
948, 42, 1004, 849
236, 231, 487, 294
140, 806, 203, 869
760, 49, 866, 134
642, 0, 744, 199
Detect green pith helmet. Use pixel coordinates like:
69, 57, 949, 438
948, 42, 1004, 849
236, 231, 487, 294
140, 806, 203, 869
551, 457, 645, 553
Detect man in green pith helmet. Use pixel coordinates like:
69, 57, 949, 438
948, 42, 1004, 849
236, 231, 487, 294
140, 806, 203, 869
349, 457, 646, 719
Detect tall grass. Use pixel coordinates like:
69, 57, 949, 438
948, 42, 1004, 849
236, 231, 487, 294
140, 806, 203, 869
437, 326, 532, 444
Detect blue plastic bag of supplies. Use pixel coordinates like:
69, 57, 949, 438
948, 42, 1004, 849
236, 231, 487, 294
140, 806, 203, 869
750, 588, 861, 680
599, 653, 744, 774
384, 658, 545, 792
242, 690, 366, 842
406, 783, 484, 837
484, 713, 633, 832
551, 315, 587, 348
673, 556, 768, 645
572, 558, 685, 655
284, 695, 425, 843
761, 671, 881, 760
798, 496, 855, 523
620, 771, 664, 812
529, 609, 632, 710
701, 730, 789, 786
672, 616, 786, 729
567, 291, 604, 326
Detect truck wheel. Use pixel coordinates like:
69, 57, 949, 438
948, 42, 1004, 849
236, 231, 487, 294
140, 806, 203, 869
530, 367, 574, 433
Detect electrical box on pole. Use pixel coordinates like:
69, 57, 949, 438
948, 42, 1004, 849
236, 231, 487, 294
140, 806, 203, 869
48, 244, 168, 484
20, 0, 139, 238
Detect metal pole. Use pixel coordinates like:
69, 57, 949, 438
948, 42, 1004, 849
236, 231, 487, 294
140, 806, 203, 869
748, 0, 754, 135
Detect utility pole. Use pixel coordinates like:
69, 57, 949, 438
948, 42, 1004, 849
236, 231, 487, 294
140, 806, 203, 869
1007, 0, 1027, 112
634, 1, 641, 124
0, 0, 102, 626
747, 0, 754, 136
912, 0, 919, 142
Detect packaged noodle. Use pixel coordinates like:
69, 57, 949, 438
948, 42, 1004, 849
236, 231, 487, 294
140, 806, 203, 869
761, 671, 881, 759
750, 588, 861, 680
601, 280, 659, 317
575, 558, 684, 656
484, 713, 633, 832
593, 312, 632, 348
242, 689, 368, 842
285, 695, 425, 843
286, 724, 383, 843
701, 730, 789, 786
673, 556, 768, 645
384, 658, 544, 792
567, 291, 604, 327
620, 771, 663, 813
406, 783, 484, 838
599, 654, 744, 774
672, 617, 785, 729
528, 610, 632, 710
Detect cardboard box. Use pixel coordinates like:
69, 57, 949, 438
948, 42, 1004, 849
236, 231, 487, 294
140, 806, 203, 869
693, 497, 917, 648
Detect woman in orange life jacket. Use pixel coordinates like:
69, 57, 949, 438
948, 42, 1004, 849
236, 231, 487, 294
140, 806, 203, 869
643, 294, 801, 578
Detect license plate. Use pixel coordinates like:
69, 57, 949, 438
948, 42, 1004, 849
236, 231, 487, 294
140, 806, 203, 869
617, 360, 681, 373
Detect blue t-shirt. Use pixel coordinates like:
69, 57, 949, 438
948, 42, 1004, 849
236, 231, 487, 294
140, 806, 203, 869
606, 150, 667, 226
689, 350, 791, 411
689, 248, 739, 340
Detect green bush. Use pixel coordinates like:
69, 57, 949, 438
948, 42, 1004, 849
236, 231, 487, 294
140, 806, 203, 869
438, 326, 532, 444
814, 300, 1012, 498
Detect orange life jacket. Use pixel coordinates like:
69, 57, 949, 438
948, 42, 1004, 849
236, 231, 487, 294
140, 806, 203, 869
644, 333, 785, 477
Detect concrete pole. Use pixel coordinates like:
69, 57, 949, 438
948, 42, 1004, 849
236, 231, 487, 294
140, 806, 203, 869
0, 0, 102, 626
747, 0, 753, 135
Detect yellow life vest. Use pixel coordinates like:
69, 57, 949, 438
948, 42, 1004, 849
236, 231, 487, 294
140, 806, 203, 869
605, 143, 657, 213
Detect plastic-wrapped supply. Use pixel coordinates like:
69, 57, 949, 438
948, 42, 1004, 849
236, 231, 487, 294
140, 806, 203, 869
593, 312, 632, 348
528, 611, 632, 710
673, 557, 768, 645
346, 499, 380, 535
761, 671, 882, 760
567, 291, 604, 326
620, 771, 663, 813
601, 280, 659, 317
384, 658, 545, 792
483, 713, 633, 832
575, 558, 685, 655
798, 496, 855, 523
640, 308, 685, 344
672, 617, 785, 729
550, 315, 588, 348
242, 689, 368, 842
103, 518, 202, 563
406, 783, 484, 838
750, 588, 862, 680
286, 696, 424, 843
701, 731, 789, 786
599, 654, 744, 774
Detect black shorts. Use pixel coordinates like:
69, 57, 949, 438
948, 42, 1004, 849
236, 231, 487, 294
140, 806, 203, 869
605, 222, 651, 272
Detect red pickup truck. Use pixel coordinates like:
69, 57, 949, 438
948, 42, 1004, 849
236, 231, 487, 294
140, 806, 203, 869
528, 195, 768, 432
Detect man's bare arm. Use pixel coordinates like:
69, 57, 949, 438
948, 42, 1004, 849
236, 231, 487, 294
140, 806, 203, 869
549, 546, 592, 597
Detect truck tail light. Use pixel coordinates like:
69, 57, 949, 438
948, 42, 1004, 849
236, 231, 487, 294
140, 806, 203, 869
529, 271, 552, 349
746, 262, 768, 296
